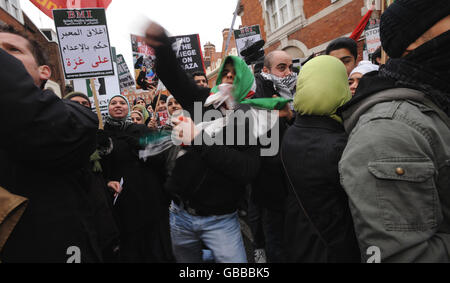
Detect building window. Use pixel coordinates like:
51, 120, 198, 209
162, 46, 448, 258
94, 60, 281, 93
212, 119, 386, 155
265, 0, 300, 32
266, 0, 278, 31
2, 0, 23, 23
290, 0, 301, 17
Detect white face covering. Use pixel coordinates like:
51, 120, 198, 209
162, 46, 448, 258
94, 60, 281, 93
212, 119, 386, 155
204, 83, 236, 114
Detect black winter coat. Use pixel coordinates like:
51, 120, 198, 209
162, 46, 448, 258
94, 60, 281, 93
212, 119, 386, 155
281, 115, 360, 262
250, 73, 290, 211
0, 49, 104, 262
101, 122, 173, 262
154, 35, 260, 215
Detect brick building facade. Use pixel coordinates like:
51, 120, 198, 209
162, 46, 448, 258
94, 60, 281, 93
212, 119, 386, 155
240, 0, 379, 62
204, 0, 382, 81
1, 4, 65, 97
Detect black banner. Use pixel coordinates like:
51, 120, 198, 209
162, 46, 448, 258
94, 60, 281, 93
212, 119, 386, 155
169, 34, 206, 75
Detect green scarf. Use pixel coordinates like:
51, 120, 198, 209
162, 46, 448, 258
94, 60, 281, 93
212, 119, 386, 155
294, 55, 351, 123
211, 56, 291, 110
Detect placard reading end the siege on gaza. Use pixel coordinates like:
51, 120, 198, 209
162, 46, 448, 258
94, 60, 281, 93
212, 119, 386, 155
53, 8, 115, 79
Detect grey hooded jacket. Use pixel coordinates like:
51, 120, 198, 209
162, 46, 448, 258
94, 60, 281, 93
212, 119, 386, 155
339, 88, 450, 263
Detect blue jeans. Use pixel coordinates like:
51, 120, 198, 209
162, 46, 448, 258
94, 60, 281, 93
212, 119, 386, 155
169, 202, 247, 263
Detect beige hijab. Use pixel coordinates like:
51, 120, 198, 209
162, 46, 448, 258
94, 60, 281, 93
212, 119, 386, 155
0, 187, 28, 260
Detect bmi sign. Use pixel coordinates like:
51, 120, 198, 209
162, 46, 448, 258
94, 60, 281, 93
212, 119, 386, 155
53, 8, 114, 79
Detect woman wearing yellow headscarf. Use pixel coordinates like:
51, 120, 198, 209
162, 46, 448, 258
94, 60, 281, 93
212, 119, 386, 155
280, 55, 360, 262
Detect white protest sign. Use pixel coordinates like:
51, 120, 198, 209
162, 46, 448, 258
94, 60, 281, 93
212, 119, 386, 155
53, 8, 114, 79
233, 25, 263, 58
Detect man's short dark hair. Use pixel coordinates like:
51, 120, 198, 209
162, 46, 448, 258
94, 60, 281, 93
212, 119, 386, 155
325, 37, 358, 60
191, 71, 208, 82
0, 24, 48, 66
371, 46, 382, 65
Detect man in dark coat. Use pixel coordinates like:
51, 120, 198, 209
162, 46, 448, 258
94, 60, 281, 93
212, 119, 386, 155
0, 25, 105, 262
249, 50, 295, 262
145, 22, 266, 263
281, 55, 360, 262
339, 0, 450, 262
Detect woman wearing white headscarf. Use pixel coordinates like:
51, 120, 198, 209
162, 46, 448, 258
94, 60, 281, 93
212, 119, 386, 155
348, 61, 379, 96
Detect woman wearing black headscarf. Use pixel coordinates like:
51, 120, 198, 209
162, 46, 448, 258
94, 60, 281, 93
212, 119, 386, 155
100, 94, 174, 263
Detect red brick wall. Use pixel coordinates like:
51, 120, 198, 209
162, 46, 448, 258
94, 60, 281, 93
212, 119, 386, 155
221, 29, 237, 55
266, 42, 281, 54
240, 0, 267, 42
238, 0, 366, 60
287, 0, 364, 49
303, 0, 332, 18
356, 39, 365, 63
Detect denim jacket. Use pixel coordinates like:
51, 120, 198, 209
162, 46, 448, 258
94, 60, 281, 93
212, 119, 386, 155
339, 88, 450, 262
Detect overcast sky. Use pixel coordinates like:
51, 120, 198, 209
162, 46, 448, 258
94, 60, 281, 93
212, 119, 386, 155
20, 0, 242, 73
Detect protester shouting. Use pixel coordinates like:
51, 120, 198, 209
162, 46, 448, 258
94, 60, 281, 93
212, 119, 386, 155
0, 25, 105, 262
100, 94, 174, 263
145, 21, 292, 263
63, 92, 121, 262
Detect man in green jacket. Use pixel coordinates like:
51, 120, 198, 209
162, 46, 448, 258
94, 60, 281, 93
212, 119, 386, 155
339, 0, 450, 262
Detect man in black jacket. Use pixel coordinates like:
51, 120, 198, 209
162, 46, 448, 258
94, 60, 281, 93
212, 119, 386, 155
145, 22, 261, 263
249, 50, 295, 262
0, 25, 105, 262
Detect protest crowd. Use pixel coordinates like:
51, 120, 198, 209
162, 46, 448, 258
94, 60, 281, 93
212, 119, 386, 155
0, 0, 449, 263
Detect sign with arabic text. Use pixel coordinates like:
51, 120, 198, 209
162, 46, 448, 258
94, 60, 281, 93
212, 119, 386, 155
53, 8, 114, 79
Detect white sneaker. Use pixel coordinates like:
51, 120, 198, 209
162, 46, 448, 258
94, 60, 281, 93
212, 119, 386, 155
254, 248, 267, 263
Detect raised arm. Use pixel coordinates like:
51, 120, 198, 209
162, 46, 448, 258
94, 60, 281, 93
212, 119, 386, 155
0, 49, 98, 169
145, 22, 209, 115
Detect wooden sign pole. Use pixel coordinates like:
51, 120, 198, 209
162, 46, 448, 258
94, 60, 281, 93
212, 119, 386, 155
90, 78, 104, 130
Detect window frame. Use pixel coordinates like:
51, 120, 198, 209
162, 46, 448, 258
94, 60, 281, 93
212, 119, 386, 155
264, 0, 298, 32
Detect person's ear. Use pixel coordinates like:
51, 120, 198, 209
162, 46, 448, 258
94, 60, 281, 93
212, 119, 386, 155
262, 66, 270, 73
38, 65, 52, 81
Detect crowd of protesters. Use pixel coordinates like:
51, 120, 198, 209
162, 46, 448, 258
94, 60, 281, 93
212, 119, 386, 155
0, 0, 449, 263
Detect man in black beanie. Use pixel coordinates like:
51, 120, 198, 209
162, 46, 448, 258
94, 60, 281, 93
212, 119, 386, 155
338, 0, 450, 262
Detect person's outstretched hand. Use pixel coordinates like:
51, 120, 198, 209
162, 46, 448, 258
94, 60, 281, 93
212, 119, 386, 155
145, 22, 167, 48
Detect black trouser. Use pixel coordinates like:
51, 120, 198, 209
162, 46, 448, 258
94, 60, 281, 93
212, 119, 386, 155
248, 198, 286, 263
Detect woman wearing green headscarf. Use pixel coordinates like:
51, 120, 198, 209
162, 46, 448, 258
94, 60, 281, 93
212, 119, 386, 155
145, 21, 292, 263
132, 104, 151, 125
280, 55, 360, 262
